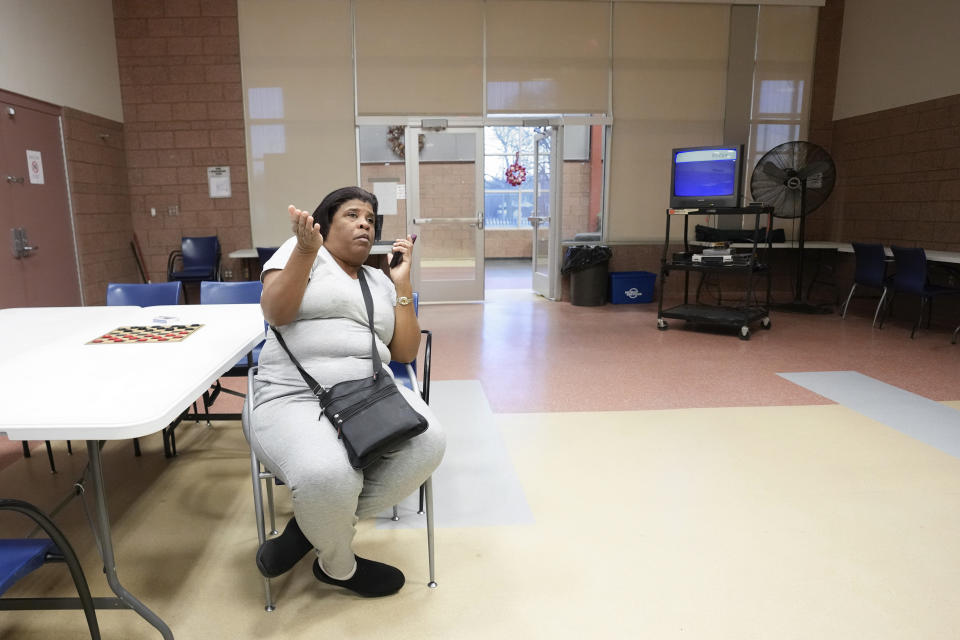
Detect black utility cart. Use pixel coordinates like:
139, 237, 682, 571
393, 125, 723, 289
656, 206, 774, 340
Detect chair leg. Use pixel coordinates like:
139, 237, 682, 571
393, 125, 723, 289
911, 297, 927, 339
162, 423, 178, 458
872, 287, 888, 328
202, 390, 212, 427
133, 437, 141, 457
418, 483, 426, 515
841, 283, 856, 318
392, 505, 400, 521
45, 441, 56, 474
424, 476, 436, 588
265, 478, 277, 536
878, 290, 894, 329
66, 440, 72, 455
250, 453, 276, 611
953, 324, 960, 344
22, 441, 31, 458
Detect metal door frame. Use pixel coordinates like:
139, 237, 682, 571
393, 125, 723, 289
530, 126, 562, 300
355, 117, 485, 302
406, 124, 485, 302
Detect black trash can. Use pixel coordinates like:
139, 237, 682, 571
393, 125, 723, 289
561, 245, 612, 306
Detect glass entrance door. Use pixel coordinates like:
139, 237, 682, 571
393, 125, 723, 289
407, 126, 484, 302
530, 128, 561, 299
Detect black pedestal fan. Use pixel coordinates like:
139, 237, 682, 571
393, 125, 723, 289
750, 140, 837, 313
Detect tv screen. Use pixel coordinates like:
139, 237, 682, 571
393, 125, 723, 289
670, 145, 744, 209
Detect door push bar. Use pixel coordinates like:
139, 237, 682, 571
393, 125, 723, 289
412, 212, 485, 230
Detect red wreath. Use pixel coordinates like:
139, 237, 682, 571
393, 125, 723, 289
505, 152, 527, 187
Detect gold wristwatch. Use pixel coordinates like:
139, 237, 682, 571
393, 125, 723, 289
397, 296, 412, 306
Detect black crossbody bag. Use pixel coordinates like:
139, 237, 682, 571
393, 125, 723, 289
271, 269, 428, 469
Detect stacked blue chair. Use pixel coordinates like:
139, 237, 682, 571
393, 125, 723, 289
107, 281, 184, 456
106, 281, 182, 307
180, 281, 265, 434
840, 242, 893, 327
0, 498, 100, 638
386, 294, 432, 519
880, 246, 960, 338
167, 236, 221, 302
256, 247, 279, 271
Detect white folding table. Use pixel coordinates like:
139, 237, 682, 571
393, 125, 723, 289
0, 303, 265, 639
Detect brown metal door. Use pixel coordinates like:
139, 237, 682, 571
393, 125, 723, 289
0, 91, 81, 308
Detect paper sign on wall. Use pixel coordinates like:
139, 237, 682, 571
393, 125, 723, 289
372, 180, 398, 216
207, 166, 231, 198
26, 150, 44, 184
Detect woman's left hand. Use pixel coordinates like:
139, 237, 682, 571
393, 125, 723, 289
388, 235, 414, 284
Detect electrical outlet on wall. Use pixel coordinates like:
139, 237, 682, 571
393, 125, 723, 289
167, 205, 179, 216
222, 269, 233, 280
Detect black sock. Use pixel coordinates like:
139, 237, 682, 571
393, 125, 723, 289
255, 517, 312, 578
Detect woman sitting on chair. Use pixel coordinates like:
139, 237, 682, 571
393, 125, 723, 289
248, 186, 445, 597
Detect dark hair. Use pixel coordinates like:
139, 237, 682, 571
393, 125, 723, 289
312, 186, 382, 241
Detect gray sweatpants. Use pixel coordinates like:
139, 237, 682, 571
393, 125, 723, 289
248, 383, 445, 577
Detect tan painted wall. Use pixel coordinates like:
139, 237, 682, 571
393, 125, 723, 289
834, 0, 960, 120
0, 0, 123, 121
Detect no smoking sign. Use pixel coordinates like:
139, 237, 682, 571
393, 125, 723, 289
26, 150, 44, 184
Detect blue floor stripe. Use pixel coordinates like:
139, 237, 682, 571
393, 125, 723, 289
377, 380, 534, 529
779, 371, 960, 458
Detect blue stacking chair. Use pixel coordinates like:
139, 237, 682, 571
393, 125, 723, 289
107, 281, 184, 456
387, 294, 433, 520
106, 281, 182, 307
880, 246, 960, 338
840, 242, 893, 327
185, 281, 266, 432
167, 236, 221, 302
241, 293, 435, 611
0, 499, 100, 638
256, 247, 279, 271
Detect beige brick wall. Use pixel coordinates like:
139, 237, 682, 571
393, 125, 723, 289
802, 0, 960, 251
114, 0, 252, 282
807, 94, 960, 249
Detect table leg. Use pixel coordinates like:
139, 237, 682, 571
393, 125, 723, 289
86, 441, 174, 640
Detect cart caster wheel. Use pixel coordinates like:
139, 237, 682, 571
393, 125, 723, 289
657, 319, 668, 331
761, 317, 771, 330
739, 326, 751, 340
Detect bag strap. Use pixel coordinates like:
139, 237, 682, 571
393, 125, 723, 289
270, 267, 382, 396
357, 269, 384, 379
270, 326, 324, 395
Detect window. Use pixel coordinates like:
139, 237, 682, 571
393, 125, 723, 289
484, 126, 538, 229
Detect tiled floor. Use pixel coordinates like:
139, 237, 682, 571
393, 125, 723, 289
485, 258, 532, 291
2, 291, 960, 639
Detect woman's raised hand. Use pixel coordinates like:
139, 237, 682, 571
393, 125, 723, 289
289, 205, 323, 254
388, 234, 414, 284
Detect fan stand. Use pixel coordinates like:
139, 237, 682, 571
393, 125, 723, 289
770, 178, 833, 315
